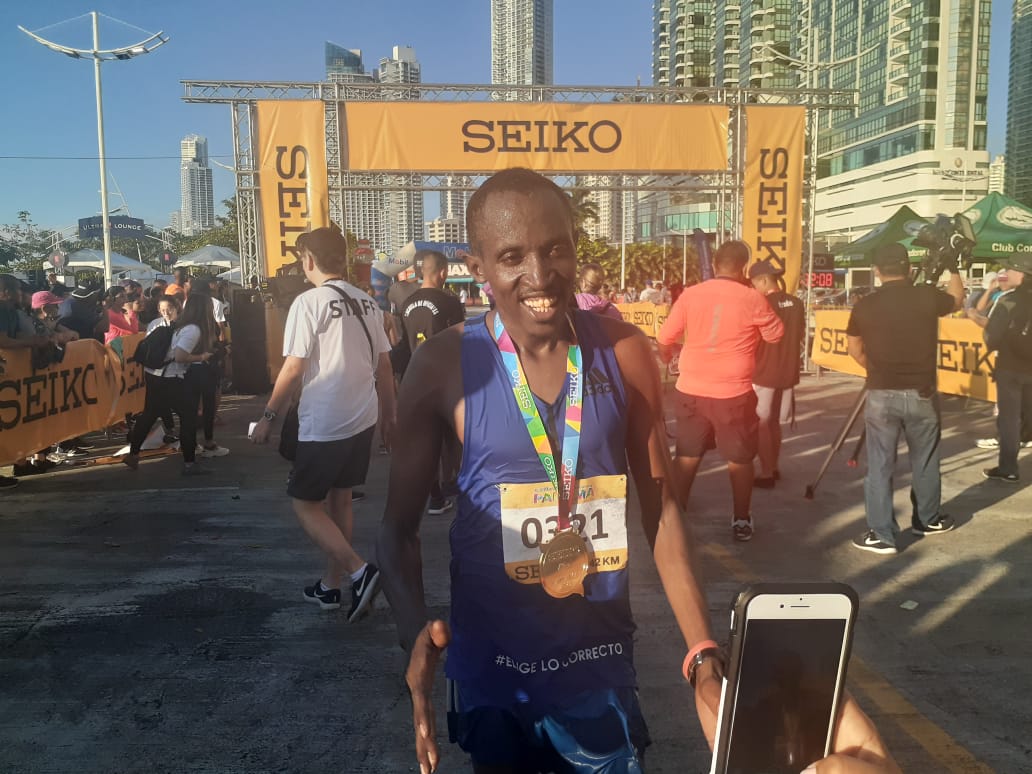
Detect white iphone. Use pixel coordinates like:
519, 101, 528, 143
710, 583, 859, 774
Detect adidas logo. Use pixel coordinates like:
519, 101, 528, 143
585, 367, 613, 397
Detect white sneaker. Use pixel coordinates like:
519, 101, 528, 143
975, 438, 999, 449
199, 444, 230, 458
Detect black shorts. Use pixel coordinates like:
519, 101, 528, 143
673, 390, 758, 464
286, 426, 375, 502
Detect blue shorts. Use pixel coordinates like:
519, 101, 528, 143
446, 680, 650, 773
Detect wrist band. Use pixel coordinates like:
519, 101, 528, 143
682, 639, 719, 682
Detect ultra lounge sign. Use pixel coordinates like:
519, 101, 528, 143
341, 102, 729, 173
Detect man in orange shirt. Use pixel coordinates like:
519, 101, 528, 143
164, 267, 189, 301
657, 240, 784, 541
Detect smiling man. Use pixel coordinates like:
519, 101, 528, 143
378, 168, 720, 774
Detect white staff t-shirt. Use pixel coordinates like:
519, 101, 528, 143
283, 279, 391, 442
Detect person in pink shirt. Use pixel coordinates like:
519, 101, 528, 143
104, 286, 140, 344
657, 240, 783, 542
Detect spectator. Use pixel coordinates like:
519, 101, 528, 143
575, 262, 623, 319
104, 286, 139, 344
182, 285, 229, 459
657, 240, 784, 542
59, 284, 107, 343
639, 279, 661, 304
165, 267, 189, 301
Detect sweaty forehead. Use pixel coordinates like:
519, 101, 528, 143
476, 189, 573, 238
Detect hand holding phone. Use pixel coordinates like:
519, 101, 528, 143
711, 583, 859, 774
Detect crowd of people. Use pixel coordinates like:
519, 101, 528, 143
7, 167, 1031, 772
0, 266, 234, 488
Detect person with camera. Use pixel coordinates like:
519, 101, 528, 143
981, 253, 1032, 483
846, 243, 964, 554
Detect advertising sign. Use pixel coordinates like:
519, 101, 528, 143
341, 102, 730, 173
256, 100, 330, 276
742, 106, 806, 293
78, 216, 145, 240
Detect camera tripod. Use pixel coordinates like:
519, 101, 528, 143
804, 388, 867, 499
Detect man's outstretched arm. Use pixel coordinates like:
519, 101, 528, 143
613, 324, 721, 747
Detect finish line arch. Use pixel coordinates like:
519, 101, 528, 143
182, 81, 854, 293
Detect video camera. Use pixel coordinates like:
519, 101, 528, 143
912, 213, 976, 282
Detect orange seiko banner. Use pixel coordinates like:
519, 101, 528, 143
742, 106, 805, 293
256, 100, 330, 277
0, 335, 147, 465
810, 310, 998, 402
341, 102, 730, 173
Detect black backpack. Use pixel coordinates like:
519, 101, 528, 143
1005, 291, 1032, 362
130, 325, 175, 370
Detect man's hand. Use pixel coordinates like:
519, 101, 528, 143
250, 416, 272, 445
405, 620, 450, 774
380, 413, 397, 453
802, 694, 901, 773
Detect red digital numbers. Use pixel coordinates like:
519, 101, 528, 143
808, 271, 834, 288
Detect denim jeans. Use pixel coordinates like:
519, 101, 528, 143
995, 369, 1032, 477
863, 389, 942, 545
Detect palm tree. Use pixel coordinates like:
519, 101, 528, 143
568, 189, 600, 244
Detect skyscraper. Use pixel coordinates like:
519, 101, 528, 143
378, 46, 424, 254
811, 0, 992, 237
440, 175, 473, 243
652, 0, 714, 88
491, 0, 553, 85
989, 155, 1006, 195
325, 43, 374, 83
1006, 0, 1032, 207
179, 134, 214, 237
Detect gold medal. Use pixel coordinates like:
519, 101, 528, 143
539, 529, 591, 599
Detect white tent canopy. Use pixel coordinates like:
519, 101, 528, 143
47, 249, 158, 282
216, 267, 241, 284
177, 244, 240, 269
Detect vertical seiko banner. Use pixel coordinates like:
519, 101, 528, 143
743, 106, 806, 292
256, 101, 329, 276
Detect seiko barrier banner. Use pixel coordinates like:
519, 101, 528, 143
742, 106, 805, 293
810, 310, 998, 402
256, 100, 330, 276
340, 102, 730, 173
0, 335, 146, 465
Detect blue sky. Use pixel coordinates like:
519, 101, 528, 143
0, 0, 1013, 231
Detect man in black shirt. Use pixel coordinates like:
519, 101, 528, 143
749, 260, 805, 488
846, 243, 964, 554
982, 252, 1032, 483
400, 250, 465, 514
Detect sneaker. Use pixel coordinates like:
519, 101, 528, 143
181, 463, 212, 477
911, 513, 956, 536
1023, 441, 1032, 449
70, 439, 95, 451
351, 490, 366, 503
347, 564, 382, 623
975, 437, 999, 449
163, 433, 179, 445
753, 476, 776, 489
732, 518, 754, 542
46, 451, 66, 464
199, 444, 230, 458
122, 453, 140, 471
982, 467, 1019, 483
56, 446, 87, 458
427, 498, 454, 515
302, 579, 342, 610
852, 530, 897, 555
0, 475, 19, 490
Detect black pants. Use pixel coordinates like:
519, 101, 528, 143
996, 369, 1032, 476
185, 363, 218, 444
129, 373, 196, 463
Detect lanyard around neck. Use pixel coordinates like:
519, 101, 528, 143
492, 312, 583, 528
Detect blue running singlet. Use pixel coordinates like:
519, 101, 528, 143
447, 310, 637, 710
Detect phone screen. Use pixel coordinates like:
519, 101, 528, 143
725, 618, 846, 774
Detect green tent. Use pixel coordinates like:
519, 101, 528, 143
960, 192, 1032, 259
831, 206, 930, 265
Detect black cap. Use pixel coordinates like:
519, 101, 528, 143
1000, 252, 1032, 275
748, 260, 784, 279
872, 243, 910, 273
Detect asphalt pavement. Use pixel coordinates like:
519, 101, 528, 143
1, 372, 1029, 773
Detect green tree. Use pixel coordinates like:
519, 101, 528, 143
568, 189, 600, 244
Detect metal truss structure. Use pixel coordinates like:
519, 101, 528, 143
182, 81, 857, 283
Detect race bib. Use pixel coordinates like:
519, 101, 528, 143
500, 474, 628, 585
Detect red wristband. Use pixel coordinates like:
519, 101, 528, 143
682, 639, 720, 682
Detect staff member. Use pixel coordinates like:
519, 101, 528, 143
846, 243, 964, 554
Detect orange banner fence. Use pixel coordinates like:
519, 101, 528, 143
0, 335, 147, 465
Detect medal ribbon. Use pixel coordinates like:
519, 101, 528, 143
493, 312, 583, 530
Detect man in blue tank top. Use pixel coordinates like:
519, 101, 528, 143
378, 169, 722, 773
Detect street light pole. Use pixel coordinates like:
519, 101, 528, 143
19, 12, 168, 288
92, 12, 113, 288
